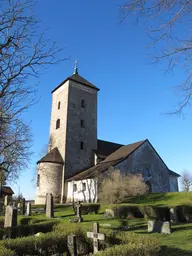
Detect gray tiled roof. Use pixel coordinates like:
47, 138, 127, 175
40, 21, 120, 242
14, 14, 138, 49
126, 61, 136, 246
37, 148, 64, 164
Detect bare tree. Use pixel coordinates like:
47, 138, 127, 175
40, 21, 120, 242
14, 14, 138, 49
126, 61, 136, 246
98, 168, 148, 204
180, 170, 192, 191
0, 0, 67, 182
120, 0, 192, 115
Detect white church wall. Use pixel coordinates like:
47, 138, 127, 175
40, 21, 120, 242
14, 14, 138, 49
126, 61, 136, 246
169, 175, 179, 192
114, 140, 170, 193
66, 178, 97, 203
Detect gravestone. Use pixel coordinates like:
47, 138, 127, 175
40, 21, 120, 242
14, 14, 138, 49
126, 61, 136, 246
4, 195, 9, 207
87, 222, 105, 253
46, 193, 54, 218
17, 202, 21, 213
148, 220, 171, 234
75, 201, 83, 222
170, 208, 178, 223
67, 234, 77, 256
4, 205, 17, 227
21, 198, 25, 215
26, 202, 31, 216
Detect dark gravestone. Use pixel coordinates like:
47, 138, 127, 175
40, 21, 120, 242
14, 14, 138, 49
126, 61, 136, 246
67, 234, 77, 256
21, 198, 25, 215
75, 201, 83, 222
4, 205, 17, 227
87, 222, 105, 253
46, 193, 54, 218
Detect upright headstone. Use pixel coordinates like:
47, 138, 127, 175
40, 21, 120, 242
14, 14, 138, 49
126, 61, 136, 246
67, 234, 77, 256
87, 222, 105, 254
148, 220, 171, 234
170, 208, 178, 223
4, 205, 17, 227
21, 198, 25, 215
46, 193, 54, 218
26, 202, 31, 216
4, 195, 9, 207
75, 201, 83, 222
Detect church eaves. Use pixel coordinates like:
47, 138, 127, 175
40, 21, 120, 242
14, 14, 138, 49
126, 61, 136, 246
37, 147, 64, 165
51, 73, 100, 93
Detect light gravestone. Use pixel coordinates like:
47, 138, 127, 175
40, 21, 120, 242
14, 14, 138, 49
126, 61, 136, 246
87, 222, 105, 254
46, 193, 54, 218
4, 205, 17, 227
21, 198, 25, 215
75, 201, 83, 222
170, 208, 178, 223
26, 202, 31, 216
148, 220, 171, 234
67, 234, 77, 256
4, 195, 9, 207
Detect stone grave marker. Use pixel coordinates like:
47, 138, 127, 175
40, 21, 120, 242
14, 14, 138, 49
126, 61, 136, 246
4, 205, 17, 227
87, 222, 105, 254
4, 195, 9, 207
46, 193, 54, 218
148, 220, 171, 234
75, 201, 83, 222
26, 202, 31, 216
21, 198, 25, 215
170, 208, 178, 223
67, 234, 77, 256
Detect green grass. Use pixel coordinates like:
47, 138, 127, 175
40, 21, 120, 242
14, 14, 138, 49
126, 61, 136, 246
123, 192, 192, 207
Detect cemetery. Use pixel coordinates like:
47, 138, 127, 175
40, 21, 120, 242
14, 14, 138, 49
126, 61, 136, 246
0, 192, 191, 255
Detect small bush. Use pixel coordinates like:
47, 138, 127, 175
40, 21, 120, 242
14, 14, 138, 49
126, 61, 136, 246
176, 205, 192, 222
141, 206, 170, 221
81, 204, 100, 214
0, 246, 15, 256
112, 206, 144, 219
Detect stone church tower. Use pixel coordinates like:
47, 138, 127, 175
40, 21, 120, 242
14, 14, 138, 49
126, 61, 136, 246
35, 66, 99, 204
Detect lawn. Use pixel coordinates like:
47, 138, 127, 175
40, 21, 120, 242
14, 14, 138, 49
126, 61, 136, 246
30, 202, 192, 255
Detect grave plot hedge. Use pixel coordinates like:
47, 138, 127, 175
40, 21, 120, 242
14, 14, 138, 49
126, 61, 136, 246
0, 219, 58, 239
81, 204, 100, 214
105, 205, 170, 221
175, 205, 192, 222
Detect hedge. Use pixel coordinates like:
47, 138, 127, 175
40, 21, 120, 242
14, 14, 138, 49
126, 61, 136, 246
0, 219, 58, 239
81, 204, 100, 215
175, 205, 192, 222
105, 205, 170, 221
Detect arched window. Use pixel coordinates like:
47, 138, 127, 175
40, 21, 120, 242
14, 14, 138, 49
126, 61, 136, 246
58, 101, 60, 109
37, 174, 40, 187
56, 119, 60, 129
80, 141, 84, 150
81, 120, 84, 128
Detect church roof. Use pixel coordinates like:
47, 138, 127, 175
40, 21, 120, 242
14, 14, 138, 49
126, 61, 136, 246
51, 73, 100, 93
37, 147, 64, 165
67, 140, 146, 181
168, 169, 180, 177
94, 140, 124, 158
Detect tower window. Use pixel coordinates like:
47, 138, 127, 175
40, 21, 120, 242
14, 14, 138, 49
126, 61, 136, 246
81, 120, 84, 128
37, 174, 40, 187
80, 141, 84, 150
56, 119, 60, 129
146, 168, 151, 177
58, 101, 60, 109
81, 99, 85, 108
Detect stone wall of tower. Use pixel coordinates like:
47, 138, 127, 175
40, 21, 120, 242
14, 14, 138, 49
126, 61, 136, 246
49, 79, 98, 180
35, 162, 63, 204
64, 80, 97, 178
49, 81, 69, 159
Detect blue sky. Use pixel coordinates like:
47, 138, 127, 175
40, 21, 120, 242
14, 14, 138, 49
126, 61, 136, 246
11, 0, 192, 198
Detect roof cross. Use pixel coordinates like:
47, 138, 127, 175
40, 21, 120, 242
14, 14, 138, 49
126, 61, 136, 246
73, 60, 78, 74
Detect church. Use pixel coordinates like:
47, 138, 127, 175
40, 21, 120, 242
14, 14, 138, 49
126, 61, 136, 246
35, 66, 180, 204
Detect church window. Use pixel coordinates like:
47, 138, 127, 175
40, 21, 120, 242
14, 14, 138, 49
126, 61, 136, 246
82, 182, 86, 191
81, 120, 84, 128
73, 184, 77, 192
146, 168, 151, 177
80, 141, 84, 150
37, 174, 40, 187
58, 102, 60, 109
81, 99, 85, 108
56, 119, 60, 129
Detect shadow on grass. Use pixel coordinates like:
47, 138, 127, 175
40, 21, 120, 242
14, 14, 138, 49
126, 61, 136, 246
158, 246, 192, 256
172, 225, 192, 232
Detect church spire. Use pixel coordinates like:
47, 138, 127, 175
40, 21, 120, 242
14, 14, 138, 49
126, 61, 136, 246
73, 60, 78, 75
